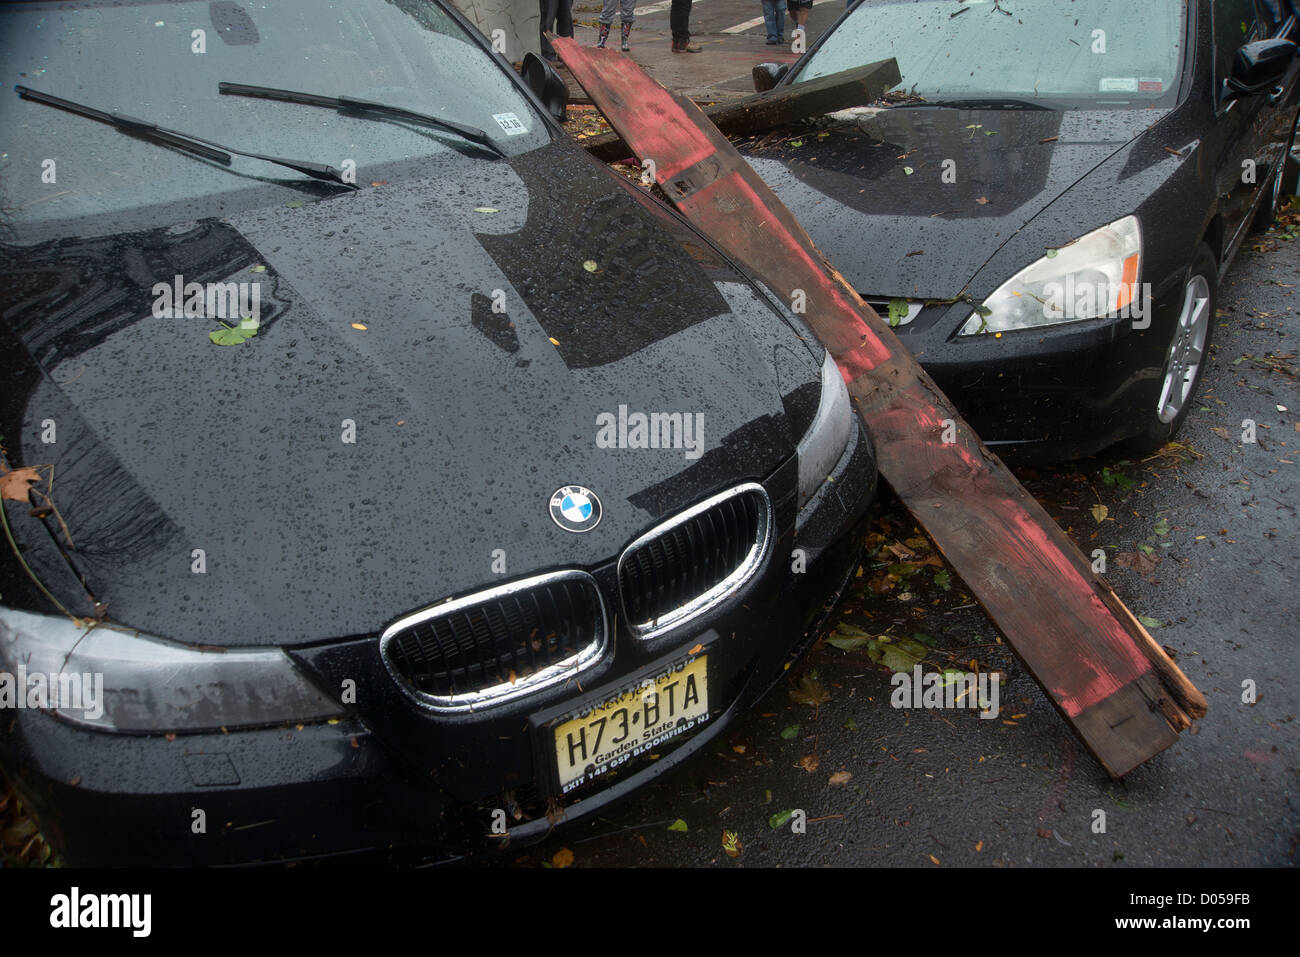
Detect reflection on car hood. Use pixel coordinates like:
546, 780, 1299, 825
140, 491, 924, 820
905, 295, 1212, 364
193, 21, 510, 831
0, 142, 813, 647
743, 106, 1169, 299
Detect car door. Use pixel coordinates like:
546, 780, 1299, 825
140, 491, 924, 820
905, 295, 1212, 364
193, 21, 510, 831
1213, 0, 1268, 244
1213, 0, 1300, 248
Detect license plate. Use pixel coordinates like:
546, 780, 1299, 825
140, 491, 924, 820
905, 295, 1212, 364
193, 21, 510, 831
552, 655, 709, 793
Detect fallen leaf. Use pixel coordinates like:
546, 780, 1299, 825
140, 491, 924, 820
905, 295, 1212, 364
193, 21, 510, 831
829, 770, 852, 786
351, 322, 367, 331
975, 196, 989, 205
791, 673, 831, 706
1090, 503, 1109, 523
768, 810, 793, 829
780, 723, 800, 740
732, 744, 746, 754
721, 830, 742, 857
583, 260, 598, 272
798, 753, 820, 772
903, 166, 914, 175
370, 180, 388, 187
1115, 551, 1161, 576
474, 206, 499, 213
250, 264, 267, 273
548, 337, 560, 345
0, 466, 42, 503
668, 818, 688, 833
552, 847, 574, 868
929, 854, 941, 865
1137, 615, 1163, 629
688, 643, 703, 655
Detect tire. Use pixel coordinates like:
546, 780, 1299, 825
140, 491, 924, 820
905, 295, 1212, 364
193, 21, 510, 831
1125, 243, 1218, 455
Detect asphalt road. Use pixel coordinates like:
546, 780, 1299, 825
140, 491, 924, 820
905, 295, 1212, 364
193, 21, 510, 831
508, 233, 1300, 869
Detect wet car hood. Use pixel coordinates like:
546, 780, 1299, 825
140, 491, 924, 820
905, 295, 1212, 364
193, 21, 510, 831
742, 106, 1170, 300
0, 142, 816, 647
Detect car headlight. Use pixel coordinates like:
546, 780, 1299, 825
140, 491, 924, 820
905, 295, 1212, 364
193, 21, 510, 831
797, 350, 854, 505
959, 215, 1142, 335
0, 607, 343, 733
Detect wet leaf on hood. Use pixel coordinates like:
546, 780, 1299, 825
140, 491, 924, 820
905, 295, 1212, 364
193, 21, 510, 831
829, 770, 853, 786
583, 260, 599, 272
903, 166, 914, 175
798, 753, 820, 772
721, 830, 742, 857
1137, 615, 1163, 629
0, 466, 43, 503
768, 810, 793, 829
209, 323, 256, 346
791, 673, 831, 706
1090, 503, 1109, 524
552, 847, 574, 868
887, 298, 909, 326
668, 818, 688, 833
780, 723, 800, 740
351, 323, 367, 331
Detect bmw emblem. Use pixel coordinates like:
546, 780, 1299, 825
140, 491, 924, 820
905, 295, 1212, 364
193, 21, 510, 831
549, 485, 602, 533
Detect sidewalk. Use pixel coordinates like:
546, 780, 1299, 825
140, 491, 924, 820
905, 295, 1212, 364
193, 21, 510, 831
555, 19, 802, 101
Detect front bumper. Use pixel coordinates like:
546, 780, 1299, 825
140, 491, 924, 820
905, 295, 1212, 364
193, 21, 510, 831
1, 425, 876, 866
874, 274, 1187, 462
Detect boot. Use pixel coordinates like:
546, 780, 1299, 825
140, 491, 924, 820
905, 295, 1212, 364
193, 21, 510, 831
672, 36, 701, 53
621, 22, 632, 52
597, 22, 610, 48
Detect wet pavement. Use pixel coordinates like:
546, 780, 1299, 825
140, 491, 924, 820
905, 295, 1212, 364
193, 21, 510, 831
508, 230, 1300, 867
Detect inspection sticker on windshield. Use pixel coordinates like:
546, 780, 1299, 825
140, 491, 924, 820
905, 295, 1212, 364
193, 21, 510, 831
492, 112, 528, 135
1099, 77, 1139, 92
1139, 78, 1164, 93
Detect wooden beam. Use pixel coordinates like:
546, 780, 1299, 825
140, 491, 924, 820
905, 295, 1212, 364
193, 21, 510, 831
554, 38, 1207, 778
581, 58, 901, 163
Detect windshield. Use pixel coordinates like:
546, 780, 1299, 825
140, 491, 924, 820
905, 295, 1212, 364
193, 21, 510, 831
793, 0, 1187, 108
0, 0, 550, 239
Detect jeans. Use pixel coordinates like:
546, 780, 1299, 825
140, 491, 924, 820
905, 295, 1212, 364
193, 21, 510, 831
761, 0, 784, 42
670, 0, 692, 41
599, 0, 636, 25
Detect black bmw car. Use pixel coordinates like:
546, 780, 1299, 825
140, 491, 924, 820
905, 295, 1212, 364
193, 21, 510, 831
745, 0, 1300, 460
0, 0, 875, 864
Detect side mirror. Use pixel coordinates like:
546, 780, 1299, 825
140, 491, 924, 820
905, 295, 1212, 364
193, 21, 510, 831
1227, 38, 1297, 96
752, 62, 790, 93
521, 52, 569, 121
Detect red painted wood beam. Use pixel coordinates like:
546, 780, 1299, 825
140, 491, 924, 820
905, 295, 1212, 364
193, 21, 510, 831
555, 38, 1206, 777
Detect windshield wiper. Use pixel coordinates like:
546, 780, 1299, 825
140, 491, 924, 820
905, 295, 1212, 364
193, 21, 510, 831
218, 82, 506, 158
15, 86, 358, 189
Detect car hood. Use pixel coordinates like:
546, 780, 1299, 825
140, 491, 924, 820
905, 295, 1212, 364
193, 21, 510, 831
742, 106, 1169, 300
0, 142, 813, 647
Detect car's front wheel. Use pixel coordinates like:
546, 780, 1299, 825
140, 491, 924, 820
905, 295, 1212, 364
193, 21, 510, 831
1126, 243, 1218, 455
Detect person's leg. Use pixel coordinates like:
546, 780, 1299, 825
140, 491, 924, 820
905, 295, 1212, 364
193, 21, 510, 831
620, 0, 634, 50
670, 0, 700, 51
761, 0, 778, 43
558, 0, 574, 38
597, 0, 616, 46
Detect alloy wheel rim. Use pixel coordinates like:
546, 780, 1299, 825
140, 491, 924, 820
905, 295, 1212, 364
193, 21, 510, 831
1156, 274, 1210, 424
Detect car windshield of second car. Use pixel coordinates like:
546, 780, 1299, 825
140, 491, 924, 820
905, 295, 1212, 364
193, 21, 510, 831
0, 0, 550, 237
793, 0, 1186, 108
